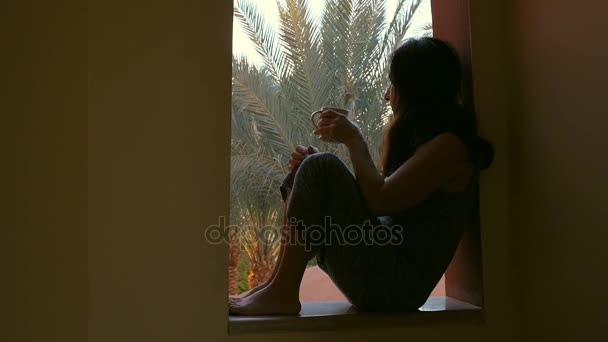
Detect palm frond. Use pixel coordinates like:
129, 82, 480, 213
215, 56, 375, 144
377, 0, 423, 80
349, 0, 389, 146
232, 59, 294, 158
230, 152, 285, 209
320, 0, 355, 107
350, 0, 386, 83
234, 0, 288, 81
412, 21, 433, 38
277, 0, 327, 114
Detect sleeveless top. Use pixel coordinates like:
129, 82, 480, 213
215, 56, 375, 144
390, 169, 479, 297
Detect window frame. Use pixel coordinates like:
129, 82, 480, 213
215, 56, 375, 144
432, 0, 485, 307
228, 0, 486, 333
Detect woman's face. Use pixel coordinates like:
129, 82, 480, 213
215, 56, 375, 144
384, 84, 399, 113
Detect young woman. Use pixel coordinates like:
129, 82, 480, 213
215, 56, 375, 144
229, 37, 493, 315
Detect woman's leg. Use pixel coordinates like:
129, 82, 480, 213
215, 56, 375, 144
229, 173, 295, 303
228, 224, 288, 303
228, 212, 313, 315
229, 153, 363, 315
284, 153, 422, 312
229, 153, 410, 314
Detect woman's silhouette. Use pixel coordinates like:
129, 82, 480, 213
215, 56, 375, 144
229, 37, 493, 315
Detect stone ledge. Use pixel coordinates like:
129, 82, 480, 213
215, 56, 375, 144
228, 296, 483, 335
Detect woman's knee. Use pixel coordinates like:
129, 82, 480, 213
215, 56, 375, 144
297, 152, 344, 176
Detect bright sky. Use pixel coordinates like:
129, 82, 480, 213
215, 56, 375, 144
232, 0, 432, 66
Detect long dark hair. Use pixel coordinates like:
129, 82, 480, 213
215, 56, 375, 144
380, 37, 494, 176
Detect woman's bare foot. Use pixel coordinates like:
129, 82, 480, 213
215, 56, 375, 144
228, 278, 273, 304
229, 283, 301, 316
230, 239, 285, 304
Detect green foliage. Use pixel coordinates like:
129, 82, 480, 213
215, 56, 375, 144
231, 0, 430, 271
307, 257, 318, 267
237, 253, 250, 293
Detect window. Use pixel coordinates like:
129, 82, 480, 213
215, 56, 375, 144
228, 0, 483, 329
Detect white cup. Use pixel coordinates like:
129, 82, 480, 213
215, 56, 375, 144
310, 107, 350, 129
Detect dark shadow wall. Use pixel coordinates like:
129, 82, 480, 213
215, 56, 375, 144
4, 1, 88, 341
510, 0, 608, 340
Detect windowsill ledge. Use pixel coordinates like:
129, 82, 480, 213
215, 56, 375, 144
228, 296, 483, 335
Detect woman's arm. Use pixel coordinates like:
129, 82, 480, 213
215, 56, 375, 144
343, 134, 385, 213
314, 109, 466, 215
346, 132, 466, 215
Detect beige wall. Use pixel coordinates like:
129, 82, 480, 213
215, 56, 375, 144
510, 0, 608, 340
10, 0, 606, 340
5, 1, 88, 341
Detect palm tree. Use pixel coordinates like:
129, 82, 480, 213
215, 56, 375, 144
230, 0, 430, 294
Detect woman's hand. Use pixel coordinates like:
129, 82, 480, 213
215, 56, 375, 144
288, 145, 319, 172
313, 109, 363, 147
